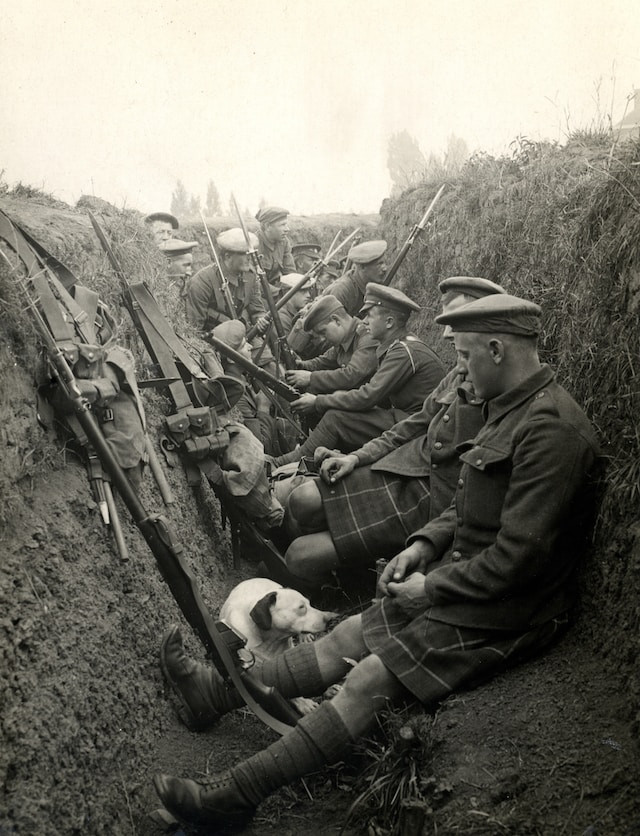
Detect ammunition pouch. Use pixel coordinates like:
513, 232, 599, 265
163, 406, 231, 483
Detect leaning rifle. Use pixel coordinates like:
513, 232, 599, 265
230, 194, 298, 370
207, 333, 302, 404
245, 226, 361, 342
382, 183, 447, 286
198, 210, 237, 320
18, 278, 300, 735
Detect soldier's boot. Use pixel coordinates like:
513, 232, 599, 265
159, 625, 244, 731
154, 702, 353, 829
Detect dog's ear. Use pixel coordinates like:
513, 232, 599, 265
250, 591, 278, 631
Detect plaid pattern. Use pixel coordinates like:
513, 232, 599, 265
318, 467, 430, 566
362, 596, 568, 704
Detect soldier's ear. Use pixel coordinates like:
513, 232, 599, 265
488, 337, 504, 365
250, 591, 278, 631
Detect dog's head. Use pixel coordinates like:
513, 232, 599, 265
250, 588, 338, 637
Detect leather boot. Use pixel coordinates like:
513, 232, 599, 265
160, 625, 243, 731
154, 770, 255, 830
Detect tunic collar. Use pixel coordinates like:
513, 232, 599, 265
484, 364, 555, 424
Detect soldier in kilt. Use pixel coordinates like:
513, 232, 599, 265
154, 292, 600, 832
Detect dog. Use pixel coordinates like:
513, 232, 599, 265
220, 577, 338, 659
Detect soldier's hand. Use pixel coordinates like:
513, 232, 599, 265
291, 393, 317, 415
254, 316, 270, 335
320, 453, 358, 485
378, 539, 435, 597
385, 572, 429, 617
285, 370, 311, 389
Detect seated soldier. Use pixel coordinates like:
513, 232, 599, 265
273, 284, 445, 467
154, 293, 600, 832
323, 239, 388, 315
279, 277, 505, 584
285, 294, 378, 398
277, 272, 316, 337
211, 320, 294, 457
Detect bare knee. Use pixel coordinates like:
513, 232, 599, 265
320, 614, 367, 659
339, 654, 402, 710
288, 480, 325, 527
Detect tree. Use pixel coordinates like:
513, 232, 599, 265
387, 130, 426, 197
187, 194, 201, 219
170, 180, 189, 218
204, 180, 221, 216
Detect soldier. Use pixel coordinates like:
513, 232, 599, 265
280, 277, 505, 583
274, 284, 445, 466
154, 293, 600, 831
144, 211, 179, 247
277, 273, 316, 337
285, 295, 377, 398
255, 206, 296, 286
185, 228, 269, 335
323, 239, 387, 315
160, 239, 198, 285
291, 240, 322, 274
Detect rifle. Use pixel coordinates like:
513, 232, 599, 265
231, 195, 298, 371
245, 226, 361, 342
207, 333, 302, 403
198, 210, 236, 320
18, 275, 301, 736
382, 183, 447, 286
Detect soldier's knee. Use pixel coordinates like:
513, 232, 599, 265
341, 655, 399, 706
288, 480, 322, 522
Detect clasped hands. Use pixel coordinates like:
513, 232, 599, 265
376, 539, 435, 617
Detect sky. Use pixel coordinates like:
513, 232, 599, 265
1, 0, 639, 215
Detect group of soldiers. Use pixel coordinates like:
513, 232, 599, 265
141, 206, 601, 831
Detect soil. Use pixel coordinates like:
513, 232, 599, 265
1, 189, 639, 836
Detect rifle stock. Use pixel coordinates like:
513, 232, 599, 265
207, 334, 301, 403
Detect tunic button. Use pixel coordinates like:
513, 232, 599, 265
434, 441, 443, 450
443, 414, 450, 422
451, 550, 462, 561
457, 478, 464, 487
432, 463, 438, 470
457, 517, 463, 525
475, 458, 482, 466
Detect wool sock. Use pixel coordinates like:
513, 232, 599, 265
231, 701, 353, 806
257, 641, 326, 698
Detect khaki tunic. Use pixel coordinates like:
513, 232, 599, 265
299, 319, 377, 393
256, 229, 296, 283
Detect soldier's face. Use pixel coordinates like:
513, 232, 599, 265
363, 307, 389, 341
265, 218, 289, 242
294, 253, 316, 272
361, 257, 387, 283
454, 331, 502, 400
150, 221, 173, 246
314, 316, 344, 345
227, 253, 250, 274
167, 254, 193, 279
292, 287, 313, 309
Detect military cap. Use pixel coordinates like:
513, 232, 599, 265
255, 206, 289, 225
144, 212, 179, 229
212, 319, 247, 351
303, 295, 345, 332
216, 227, 258, 253
292, 241, 321, 255
160, 239, 198, 257
360, 282, 420, 315
438, 276, 506, 299
435, 294, 542, 336
279, 272, 315, 290
348, 240, 387, 264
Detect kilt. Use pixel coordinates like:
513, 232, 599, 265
318, 466, 430, 566
362, 596, 569, 704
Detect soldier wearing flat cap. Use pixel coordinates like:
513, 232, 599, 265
277, 273, 316, 338
283, 295, 377, 402
291, 240, 322, 274
323, 239, 388, 316
160, 239, 198, 285
154, 291, 600, 833
145, 212, 179, 247
255, 206, 296, 287
273, 284, 445, 468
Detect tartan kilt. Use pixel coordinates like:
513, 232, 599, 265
362, 596, 569, 704
318, 466, 431, 566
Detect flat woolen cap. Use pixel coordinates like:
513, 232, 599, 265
280, 272, 315, 290
160, 239, 198, 256
144, 211, 179, 229
360, 282, 420, 315
292, 241, 321, 254
348, 240, 387, 264
438, 276, 506, 299
303, 294, 344, 332
435, 294, 542, 336
255, 206, 289, 225
212, 319, 246, 351
217, 228, 258, 253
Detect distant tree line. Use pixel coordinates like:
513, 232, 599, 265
387, 130, 470, 197
170, 180, 260, 220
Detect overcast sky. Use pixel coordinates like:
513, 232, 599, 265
1, 0, 639, 215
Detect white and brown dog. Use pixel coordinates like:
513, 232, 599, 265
220, 577, 338, 659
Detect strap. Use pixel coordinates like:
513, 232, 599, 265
31, 273, 75, 343
0, 209, 78, 290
